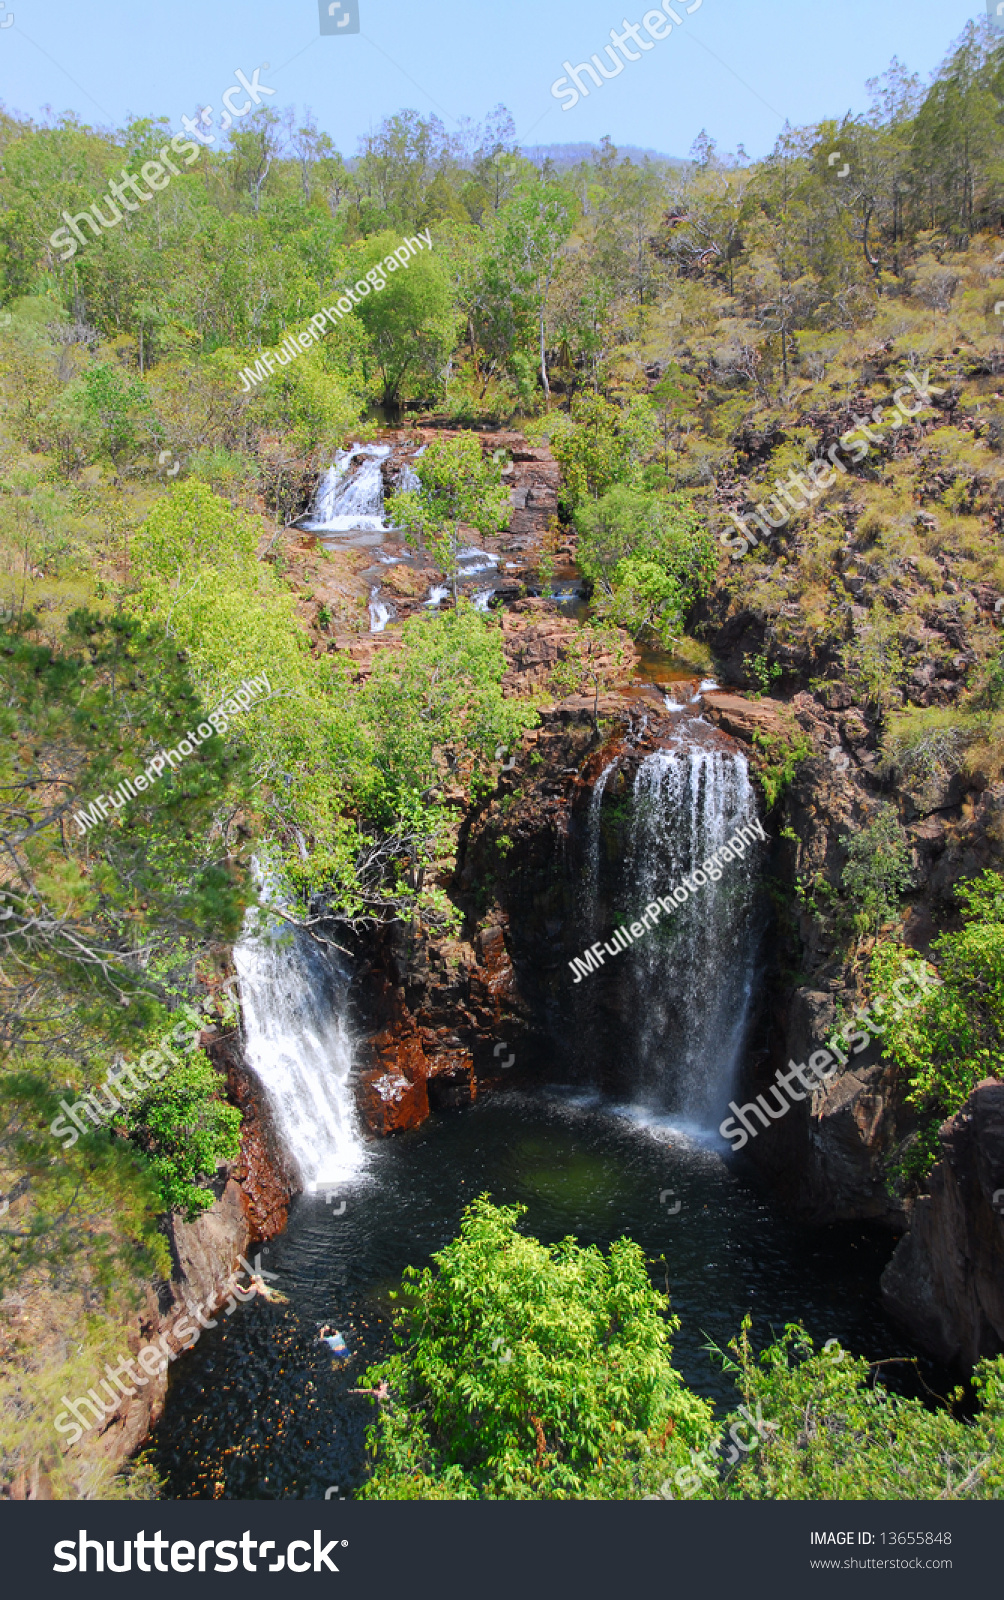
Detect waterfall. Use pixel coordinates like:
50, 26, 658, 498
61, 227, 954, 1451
472, 587, 494, 611
234, 890, 367, 1187
368, 587, 391, 632
301, 444, 392, 534
584, 759, 618, 927
456, 546, 498, 575
584, 742, 761, 1133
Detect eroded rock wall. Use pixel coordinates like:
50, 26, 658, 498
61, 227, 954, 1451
881, 1080, 1004, 1366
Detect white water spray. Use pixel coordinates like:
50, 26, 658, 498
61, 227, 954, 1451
234, 883, 367, 1187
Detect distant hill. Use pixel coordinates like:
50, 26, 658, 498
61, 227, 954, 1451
521, 142, 686, 170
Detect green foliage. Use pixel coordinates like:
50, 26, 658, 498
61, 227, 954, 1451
357, 1196, 714, 1500
714, 1321, 1003, 1501
843, 602, 907, 714
387, 431, 511, 600
548, 394, 658, 509
357, 603, 537, 820
133, 480, 261, 580
47, 362, 159, 476
123, 1046, 241, 1219
351, 231, 457, 407
877, 871, 1004, 1179
743, 650, 782, 698
750, 726, 813, 808
0, 610, 253, 1293
840, 803, 913, 935
575, 486, 716, 648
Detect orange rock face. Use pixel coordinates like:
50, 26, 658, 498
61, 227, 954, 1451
358, 1064, 430, 1136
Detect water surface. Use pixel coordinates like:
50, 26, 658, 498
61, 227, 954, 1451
153, 1090, 930, 1501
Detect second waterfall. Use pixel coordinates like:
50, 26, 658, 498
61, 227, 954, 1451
582, 736, 763, 1133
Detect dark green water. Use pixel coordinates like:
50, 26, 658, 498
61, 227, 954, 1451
152, 1089, 932, 1500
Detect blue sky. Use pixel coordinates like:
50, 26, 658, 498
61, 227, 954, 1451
0, 1, 987, 161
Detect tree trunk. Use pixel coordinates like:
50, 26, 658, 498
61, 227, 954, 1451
539, 309, 549, 405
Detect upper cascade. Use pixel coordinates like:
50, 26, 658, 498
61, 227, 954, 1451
301, 443, 393, 534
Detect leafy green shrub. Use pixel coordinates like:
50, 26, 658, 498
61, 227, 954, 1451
357, 1196, 714, 1500
750, 726, 813, 808
124, 1047, 241, 1218
743, 649, 782, 697
876, 871, 1004, 1179
715, 1321, 1003, 1501
548, 393, 658, 509
840, 804, 913, 934
575, 486, 716, 648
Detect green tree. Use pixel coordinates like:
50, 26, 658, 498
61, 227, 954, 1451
387, 431, 511, 602
489, 182, 573, 405
575, 486, 717, 648
840, 803, 913, 936
51, 361, 158, 478
876, 871, 1004, 1179
709, 1321, 1003, 1501
123, 1047, 241, 1218
351, 231, 456, 408
548, 392, 658, 509
357, 1196, 714, 1500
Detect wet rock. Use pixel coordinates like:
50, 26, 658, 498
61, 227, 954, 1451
359, 1064, 430, 1135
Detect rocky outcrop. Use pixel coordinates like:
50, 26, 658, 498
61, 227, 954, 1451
209, 1011, 294, 1240
502, 602, 638, 696
352, 913, 520, 1137
48, 1176, 252, 1491
881, 1080, 1004, 1366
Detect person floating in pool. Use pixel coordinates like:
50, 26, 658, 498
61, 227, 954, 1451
318, 1325, 350, 1359
251, 1273, 287, 1304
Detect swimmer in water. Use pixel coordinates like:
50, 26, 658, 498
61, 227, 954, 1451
318, 1325, 350, 1358
251, 1273, 287, 1303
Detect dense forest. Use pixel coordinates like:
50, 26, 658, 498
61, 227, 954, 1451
1, 17, 1004, 1501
